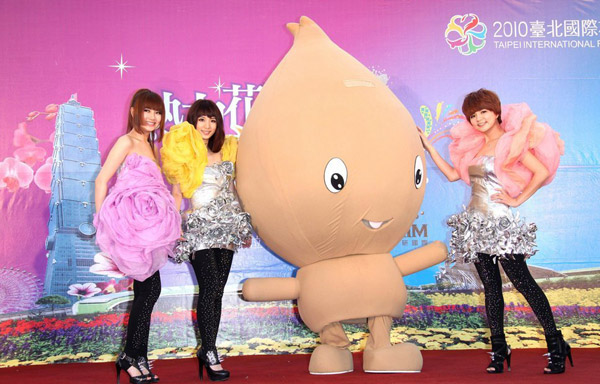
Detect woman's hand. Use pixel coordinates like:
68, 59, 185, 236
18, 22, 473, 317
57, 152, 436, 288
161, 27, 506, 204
416, 126, 433, 152
492, 188, 520, 207
416, 126, 461, 182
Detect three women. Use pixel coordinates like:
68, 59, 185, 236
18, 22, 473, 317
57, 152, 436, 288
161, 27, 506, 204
96, 87, 571, 381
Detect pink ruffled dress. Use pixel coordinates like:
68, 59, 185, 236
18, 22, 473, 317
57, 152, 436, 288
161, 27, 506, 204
93, 153, 181, 281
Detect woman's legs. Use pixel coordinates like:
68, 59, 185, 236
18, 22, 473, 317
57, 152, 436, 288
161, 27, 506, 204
474, 253, 505, 337
499, 254, 558, 336
499, 254, 572, 373
121, 271, 161, 379
124, 271, 162, 358
474, 254, 511, 373
192, 248, 234, 354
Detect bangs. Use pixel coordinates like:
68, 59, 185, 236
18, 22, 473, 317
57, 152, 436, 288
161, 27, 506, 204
462, 89, 501, 118
140, 92, 165, 114
193, 101, 221, 119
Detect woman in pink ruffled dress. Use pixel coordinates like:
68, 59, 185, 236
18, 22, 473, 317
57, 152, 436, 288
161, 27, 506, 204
94, 89, 181, 384
419, 89, 570, 375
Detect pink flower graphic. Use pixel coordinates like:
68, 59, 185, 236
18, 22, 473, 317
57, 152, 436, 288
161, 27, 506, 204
13, 123, 35, 147
34, 157, 53, 193
44, 104, 58, 113
14, 145, 47, 166
0, 157, 34, 192
67, 283, 101, 298
89, 252, 126, 278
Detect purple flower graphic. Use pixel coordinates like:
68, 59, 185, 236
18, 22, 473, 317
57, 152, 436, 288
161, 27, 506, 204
67, 283, 101, 299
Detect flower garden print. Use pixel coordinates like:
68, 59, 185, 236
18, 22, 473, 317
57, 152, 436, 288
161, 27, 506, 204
2, 278, 599, 367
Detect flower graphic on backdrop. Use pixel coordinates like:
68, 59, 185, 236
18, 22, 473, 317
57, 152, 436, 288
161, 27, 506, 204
89, 252, 126, 279
0, 157, 34, 192
95, 278, 133, 295
445, 13, 487, 56
419, 102, 464, 145
67, 283, 101, 299
33, 157, 53, 193
1, 103, 57, 193
14, 146, 47, 167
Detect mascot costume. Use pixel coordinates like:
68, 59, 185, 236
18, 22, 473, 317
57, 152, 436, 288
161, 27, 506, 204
237, 16, 447, 374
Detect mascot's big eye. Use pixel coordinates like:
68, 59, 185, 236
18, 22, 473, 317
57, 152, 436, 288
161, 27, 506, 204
414, 155, 424, 189
324, 157, 347, 193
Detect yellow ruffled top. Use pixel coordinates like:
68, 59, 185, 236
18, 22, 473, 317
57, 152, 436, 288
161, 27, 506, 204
161, 121, 238, 198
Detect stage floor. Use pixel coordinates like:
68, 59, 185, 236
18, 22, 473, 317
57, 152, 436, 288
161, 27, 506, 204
0, 348, 596, 383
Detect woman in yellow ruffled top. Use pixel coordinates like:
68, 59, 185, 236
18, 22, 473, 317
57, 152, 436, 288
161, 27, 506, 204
161, 99, 252, 381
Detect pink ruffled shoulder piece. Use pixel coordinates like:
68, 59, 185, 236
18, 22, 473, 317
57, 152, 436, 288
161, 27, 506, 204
449, 103, 564, 198
93, 153, 181, 282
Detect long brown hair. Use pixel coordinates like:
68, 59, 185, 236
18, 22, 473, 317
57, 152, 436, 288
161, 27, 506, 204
127, 89, 166, 149
186, 99, 225, 152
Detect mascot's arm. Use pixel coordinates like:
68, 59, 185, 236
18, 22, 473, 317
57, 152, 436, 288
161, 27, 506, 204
394, 241, 447, 276
242, 278, 300, 301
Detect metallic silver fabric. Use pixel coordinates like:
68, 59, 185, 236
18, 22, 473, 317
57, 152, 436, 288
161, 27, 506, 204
173, 161, 252, 263
447, 156, 537, 264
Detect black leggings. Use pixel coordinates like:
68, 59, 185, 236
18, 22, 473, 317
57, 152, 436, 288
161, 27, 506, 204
124, 271, 161, 358
474, 253, 558, 337
191, 248, 234, 352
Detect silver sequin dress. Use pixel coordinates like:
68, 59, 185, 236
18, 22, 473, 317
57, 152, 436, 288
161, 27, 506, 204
173, 161, 252, 263
447, 156, 537, 263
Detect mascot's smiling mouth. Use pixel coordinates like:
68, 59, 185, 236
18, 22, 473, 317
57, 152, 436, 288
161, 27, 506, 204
362, 218, 392, 230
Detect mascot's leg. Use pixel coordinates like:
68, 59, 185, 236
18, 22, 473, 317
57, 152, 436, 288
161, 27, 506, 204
363, 315, 422, 373
309, 322, 353, 375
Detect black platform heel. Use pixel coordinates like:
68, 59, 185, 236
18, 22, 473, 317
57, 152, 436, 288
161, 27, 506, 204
544, 331, 573, 374
486, 335, 511, 373
197, 349, 230, 382
137, 356, 159, 382
116, 352, 149, 384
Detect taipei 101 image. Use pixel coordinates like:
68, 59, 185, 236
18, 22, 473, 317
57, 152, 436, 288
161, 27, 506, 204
44, 95, 112, 303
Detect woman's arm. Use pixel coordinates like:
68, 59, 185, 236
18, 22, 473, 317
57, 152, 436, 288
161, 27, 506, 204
417, 127, 461, 182
95, 136, 132, 213
492, 151, 550, 207
171, 183, 183, 212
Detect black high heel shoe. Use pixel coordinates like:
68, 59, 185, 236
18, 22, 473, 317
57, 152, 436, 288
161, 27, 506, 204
197, 349, 230, 382
544, 331, 573, 374
137, 356, 159, 382
115, 352, 149, 384
486, 335, 511, 373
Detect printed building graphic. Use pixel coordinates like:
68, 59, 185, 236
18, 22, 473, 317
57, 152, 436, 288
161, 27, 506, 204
44, 95, 109, 301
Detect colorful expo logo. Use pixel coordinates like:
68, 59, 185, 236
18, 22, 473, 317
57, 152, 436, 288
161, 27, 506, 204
445, 13, 487, 55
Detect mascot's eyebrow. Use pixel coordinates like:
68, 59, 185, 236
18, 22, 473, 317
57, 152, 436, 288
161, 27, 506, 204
343, 79, 375, 88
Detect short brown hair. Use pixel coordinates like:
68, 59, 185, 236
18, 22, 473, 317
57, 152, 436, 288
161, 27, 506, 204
127, 89, 165, 149
186, 99, 225, 153
462, 88, 502, 124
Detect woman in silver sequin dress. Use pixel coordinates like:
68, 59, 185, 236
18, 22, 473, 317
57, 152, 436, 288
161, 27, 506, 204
161, 99, 252, 382
418, 89, 570, 375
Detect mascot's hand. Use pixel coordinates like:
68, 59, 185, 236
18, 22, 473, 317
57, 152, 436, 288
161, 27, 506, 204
242, 277, 300, 301
394, 241, 447, 276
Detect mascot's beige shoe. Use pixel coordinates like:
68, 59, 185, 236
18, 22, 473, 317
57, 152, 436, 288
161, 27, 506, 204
309, 344, 353, 375
363, 343, 423, 373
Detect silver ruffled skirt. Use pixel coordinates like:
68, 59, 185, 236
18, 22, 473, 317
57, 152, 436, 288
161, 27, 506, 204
447, 208, 537, 264
172, 162, 253, 263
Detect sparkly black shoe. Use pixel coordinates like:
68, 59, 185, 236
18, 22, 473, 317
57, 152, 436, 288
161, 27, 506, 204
116, 352, 148, 384
544, 331, 573, 374
486, 335, 511, 373
197, 349, 230, 381
137, 356, 159, 382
